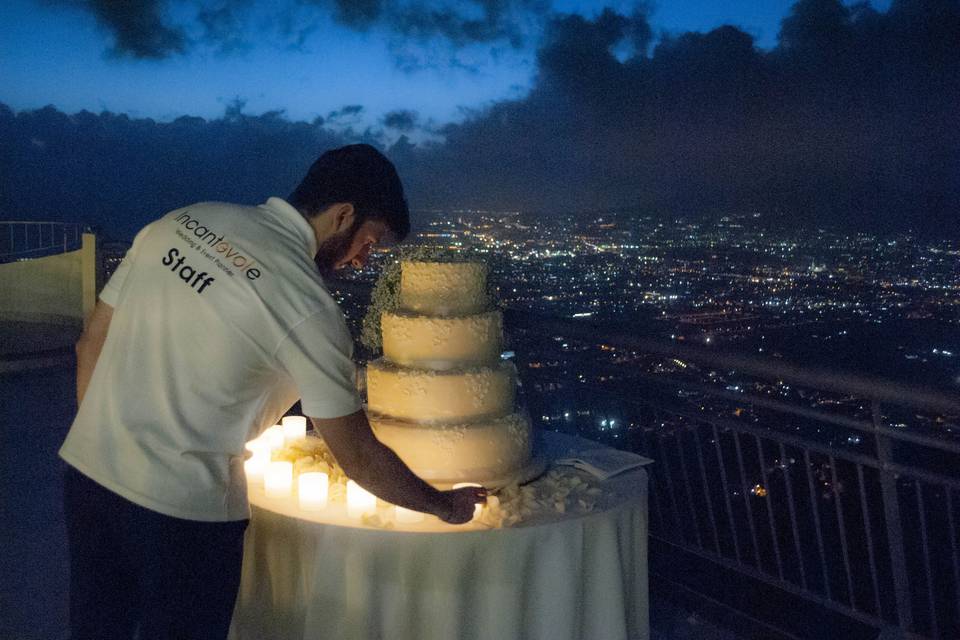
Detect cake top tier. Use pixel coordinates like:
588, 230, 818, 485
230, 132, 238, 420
399, 261, 490, 316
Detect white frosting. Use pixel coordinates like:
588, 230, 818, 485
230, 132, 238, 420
399, 261, 489, 316
369, 411, 531, 486
366, 359, 515, 423
382, 309, 502, 369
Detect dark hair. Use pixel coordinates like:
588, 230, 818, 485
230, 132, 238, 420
288, 144, 410, 241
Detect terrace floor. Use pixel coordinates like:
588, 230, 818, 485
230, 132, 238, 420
0, 347, 749, 640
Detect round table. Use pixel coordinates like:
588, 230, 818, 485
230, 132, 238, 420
229, 432, 650, 640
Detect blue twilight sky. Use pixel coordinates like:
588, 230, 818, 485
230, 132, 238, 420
3, 0, 956, 238
1, 0, 890, 134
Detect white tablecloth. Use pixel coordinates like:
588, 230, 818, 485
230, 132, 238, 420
230, 432, 649, 640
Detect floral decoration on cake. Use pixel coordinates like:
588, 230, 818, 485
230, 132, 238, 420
360, 246, 500, 352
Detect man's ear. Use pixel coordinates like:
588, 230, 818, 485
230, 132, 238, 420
333, 203, 355, 233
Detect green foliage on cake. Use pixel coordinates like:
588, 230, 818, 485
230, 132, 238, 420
360, 245, 498, 352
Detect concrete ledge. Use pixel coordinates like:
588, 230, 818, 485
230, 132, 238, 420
0, 349, 75, 374
0, 311, 81, 327
0, 316, 80, 374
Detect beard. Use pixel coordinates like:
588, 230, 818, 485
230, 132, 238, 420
314, 220, 360, 278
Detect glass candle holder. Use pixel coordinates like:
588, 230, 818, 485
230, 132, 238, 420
265, 425, 285, 452
243, 455, 267, 485
298, 472, 329, 511
244, 437, 270, 454
347, 480, 376, 518
282, 415, 307, 443
264, 461, 293, 498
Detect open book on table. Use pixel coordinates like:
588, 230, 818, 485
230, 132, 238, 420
554, 448, 654, 481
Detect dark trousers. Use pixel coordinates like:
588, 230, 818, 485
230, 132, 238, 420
63, 466, 248, 640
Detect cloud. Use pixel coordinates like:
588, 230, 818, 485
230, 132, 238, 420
387, 0, 537, 47
0, 103, 353, 238
55, 0, 551, 59
197, 0, 255, 54
80, 0, 188, 59
312, 0, 550, 46
391, 0, 960, 236
327, 105, 365, 121
7, 1, 960, 236
383, 110, 419, 131
324, 0, 382, 30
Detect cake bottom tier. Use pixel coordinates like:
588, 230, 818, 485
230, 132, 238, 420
369, 410, 534, 489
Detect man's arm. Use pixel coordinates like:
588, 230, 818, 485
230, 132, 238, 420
76, 301, 113, 406
310, 411, 485, 524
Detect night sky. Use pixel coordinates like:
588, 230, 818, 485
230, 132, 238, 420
2, 0, 957, 239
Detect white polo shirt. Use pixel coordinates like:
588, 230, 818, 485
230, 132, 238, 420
60, 197, 362, 521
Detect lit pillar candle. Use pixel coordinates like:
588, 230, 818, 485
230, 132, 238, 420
282, 415, 307, 443
245, 437, 271, 456
264, 461, 293, 498
346, 480, 376, 518
298, 472, 329, 511
453, 482, 485, 520
265, 425, 285, 452
244, 455, 267, 485
395, 506, 425, 524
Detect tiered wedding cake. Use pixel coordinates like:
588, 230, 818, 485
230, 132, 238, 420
366, 261, 535, 488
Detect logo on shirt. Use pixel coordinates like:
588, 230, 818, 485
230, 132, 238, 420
173, 211, 263, 281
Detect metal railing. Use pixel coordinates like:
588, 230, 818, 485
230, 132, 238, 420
0, 221, 84, 262
506, 309, 960, 640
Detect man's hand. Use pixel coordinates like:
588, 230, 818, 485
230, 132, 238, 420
438, 486, 488, 524
312, 411, 488, 525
